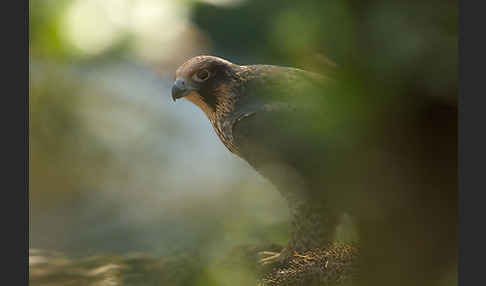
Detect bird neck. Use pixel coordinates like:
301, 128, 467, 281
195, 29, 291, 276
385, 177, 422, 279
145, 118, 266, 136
208, 105, 241, 156
185, 92, 217, 120
186, 83, 243, 155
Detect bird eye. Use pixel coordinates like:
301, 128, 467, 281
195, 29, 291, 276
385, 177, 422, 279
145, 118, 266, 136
193, 69, 210, 82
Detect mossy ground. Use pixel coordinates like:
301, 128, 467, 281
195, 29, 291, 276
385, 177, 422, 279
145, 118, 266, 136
30, 243, 357, 286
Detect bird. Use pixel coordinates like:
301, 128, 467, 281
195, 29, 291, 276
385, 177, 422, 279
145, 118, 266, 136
171, 55, 350, 264
170, 56, 458, 286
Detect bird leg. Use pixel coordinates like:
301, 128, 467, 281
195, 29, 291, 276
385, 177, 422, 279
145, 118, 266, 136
285, 193, 339, 254
255, 194, 339, 270
292, 251, 313, 260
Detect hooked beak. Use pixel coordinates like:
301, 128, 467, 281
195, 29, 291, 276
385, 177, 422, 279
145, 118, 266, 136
171, 77, 196, 102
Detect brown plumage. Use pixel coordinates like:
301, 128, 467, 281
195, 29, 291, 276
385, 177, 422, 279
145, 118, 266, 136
171, 55, 458, 285
172, 55, 342, 263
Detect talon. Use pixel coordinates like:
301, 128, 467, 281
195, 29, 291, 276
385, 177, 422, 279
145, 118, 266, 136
293, 251, 312, 260
258, 251, 281, 265
259, 251, 279, 257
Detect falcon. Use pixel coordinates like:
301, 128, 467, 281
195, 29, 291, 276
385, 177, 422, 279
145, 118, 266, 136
171, 55, 349, 264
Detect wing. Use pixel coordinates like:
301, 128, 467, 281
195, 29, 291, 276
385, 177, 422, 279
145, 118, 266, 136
237, 64, 332, 108
231, 66, 338, 192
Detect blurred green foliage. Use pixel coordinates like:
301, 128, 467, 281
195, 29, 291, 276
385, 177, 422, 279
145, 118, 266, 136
30, 0, 457, 285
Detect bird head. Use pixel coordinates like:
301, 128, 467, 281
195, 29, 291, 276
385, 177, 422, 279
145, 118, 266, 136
172, 56, 240, 116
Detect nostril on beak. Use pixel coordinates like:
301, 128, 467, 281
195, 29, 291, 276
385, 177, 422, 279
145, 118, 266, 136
172, 78, 189, 102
